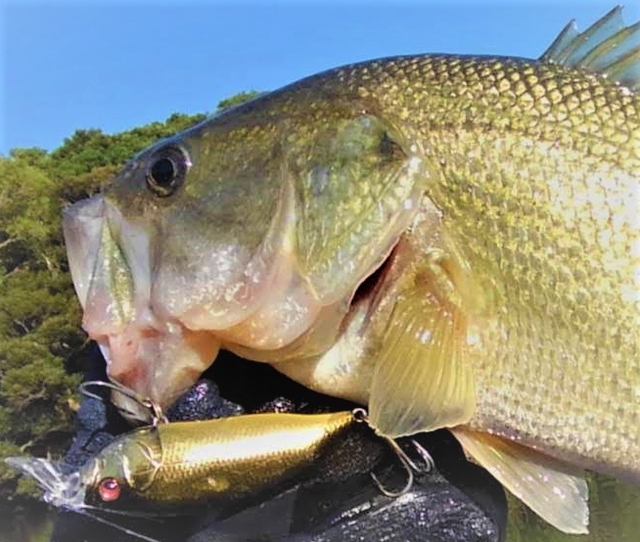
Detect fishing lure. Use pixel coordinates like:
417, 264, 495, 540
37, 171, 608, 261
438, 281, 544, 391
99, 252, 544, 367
6, 383, 432, 542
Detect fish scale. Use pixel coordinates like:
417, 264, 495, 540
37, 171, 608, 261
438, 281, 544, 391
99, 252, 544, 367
411, 83, 640, 473
317, 47, 639, 531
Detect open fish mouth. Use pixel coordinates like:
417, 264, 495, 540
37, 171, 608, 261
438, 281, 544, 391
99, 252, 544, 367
5, 456, 85, 509
61, 188, 369, 421
63, 194, 224, 420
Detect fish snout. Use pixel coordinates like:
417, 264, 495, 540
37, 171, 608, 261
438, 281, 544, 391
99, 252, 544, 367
64, 195, 220, 421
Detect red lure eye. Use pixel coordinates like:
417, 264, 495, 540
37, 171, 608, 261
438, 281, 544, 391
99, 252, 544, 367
98, 477, 121, 502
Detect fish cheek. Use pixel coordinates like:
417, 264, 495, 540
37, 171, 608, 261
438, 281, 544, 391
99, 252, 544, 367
148, 135, 290, 331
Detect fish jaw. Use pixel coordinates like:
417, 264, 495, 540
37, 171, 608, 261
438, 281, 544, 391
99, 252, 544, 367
96, 323, 220, 422
63, 195, 222, 419
62, 195, 106, 310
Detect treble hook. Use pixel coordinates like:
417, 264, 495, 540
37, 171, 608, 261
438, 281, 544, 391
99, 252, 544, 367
409, 438, 436, 474
352, 408, 434, 498
79, 380, 168, 426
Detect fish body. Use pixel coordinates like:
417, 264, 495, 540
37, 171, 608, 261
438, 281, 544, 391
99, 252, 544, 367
61, 7, 640, 533
279, 49, 640, 470
6, 411, 355, 515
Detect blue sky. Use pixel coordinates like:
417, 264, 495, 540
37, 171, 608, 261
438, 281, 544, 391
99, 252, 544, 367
1, 1, 637, 154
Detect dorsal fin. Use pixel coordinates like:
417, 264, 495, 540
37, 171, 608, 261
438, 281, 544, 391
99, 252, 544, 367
541, 6, 640, 91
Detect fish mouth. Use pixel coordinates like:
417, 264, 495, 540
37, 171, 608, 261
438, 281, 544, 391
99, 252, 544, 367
62, 191, 331, 421
62, 182, 408, 421
5, 456, 86, 509
63, 195, 221, 421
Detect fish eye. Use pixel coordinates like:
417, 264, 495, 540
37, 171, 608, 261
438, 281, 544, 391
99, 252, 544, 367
145, 145, 190, 197
98, 477, 121, 502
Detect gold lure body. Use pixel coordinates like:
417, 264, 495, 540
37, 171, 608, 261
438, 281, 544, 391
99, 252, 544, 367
6, 411, 355, 515
106, 410, 354, 508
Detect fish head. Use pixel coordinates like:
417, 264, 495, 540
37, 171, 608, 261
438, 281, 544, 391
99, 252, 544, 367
63, 88, 425, 418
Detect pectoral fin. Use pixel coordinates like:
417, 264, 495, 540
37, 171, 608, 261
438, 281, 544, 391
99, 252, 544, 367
452, 427, 589, 535
369, 254, 475, 438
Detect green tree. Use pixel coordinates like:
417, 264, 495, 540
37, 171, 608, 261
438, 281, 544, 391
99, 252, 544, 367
216, 90, 262, 111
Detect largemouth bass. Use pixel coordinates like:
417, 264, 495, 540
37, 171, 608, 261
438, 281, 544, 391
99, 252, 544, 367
61, 7, 640, 534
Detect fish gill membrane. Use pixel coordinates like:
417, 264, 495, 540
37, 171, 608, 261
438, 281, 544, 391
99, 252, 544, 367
61, 5, 640, 536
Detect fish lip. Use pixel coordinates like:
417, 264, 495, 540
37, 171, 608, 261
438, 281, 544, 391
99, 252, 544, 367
62, 194, 107, 310
5, 456, 87, 509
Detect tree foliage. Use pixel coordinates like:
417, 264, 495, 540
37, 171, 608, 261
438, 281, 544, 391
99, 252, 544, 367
0, 99, 264, 511
215, 90, 262, 112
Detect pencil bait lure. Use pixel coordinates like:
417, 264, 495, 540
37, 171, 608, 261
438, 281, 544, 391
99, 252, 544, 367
6, 406, 432, 541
